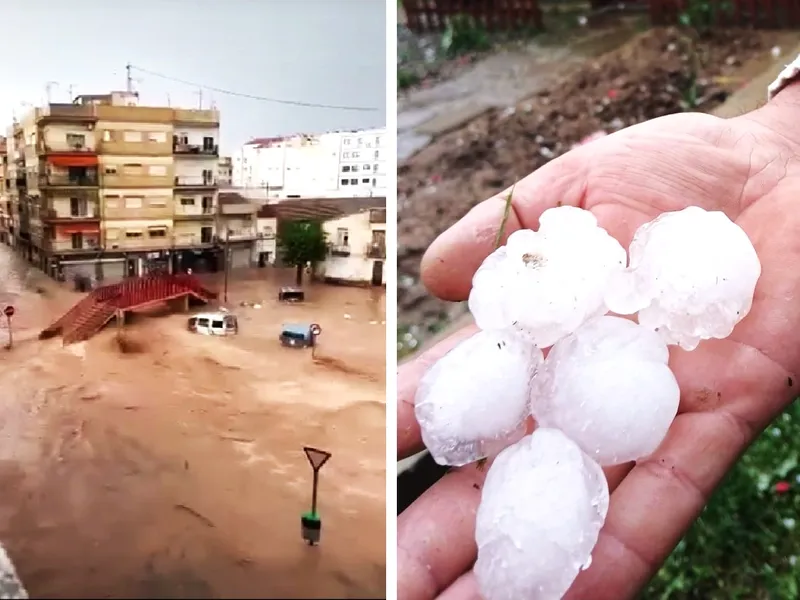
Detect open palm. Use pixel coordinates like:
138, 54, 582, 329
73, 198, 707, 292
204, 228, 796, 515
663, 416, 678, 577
398, 105, 800, 600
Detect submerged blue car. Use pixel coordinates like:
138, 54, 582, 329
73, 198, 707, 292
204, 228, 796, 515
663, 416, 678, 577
280, 323, 322, 348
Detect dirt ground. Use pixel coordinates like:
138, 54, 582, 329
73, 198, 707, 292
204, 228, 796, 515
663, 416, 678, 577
398, 26, 796, 354
0, 253, 386, 599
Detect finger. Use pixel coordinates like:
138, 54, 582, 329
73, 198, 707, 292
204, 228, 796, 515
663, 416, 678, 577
398, 463, 485, 600
398, 325, 480, 460
399, 458, 633, 600
564, 340, 793, 600
420, 148, 591, 301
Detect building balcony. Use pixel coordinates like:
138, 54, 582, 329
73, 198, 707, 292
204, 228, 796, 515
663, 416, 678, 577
369, 208, 386, 224
44, 237, 102, 253
365, 242, 386, 259
173, 233, 216, 247
40, 142, 97, 155
39, 174, 98, 188
41, 208, 100, 223
173, 143, 219, 156
218, 230, 258, 242
329, 244, 351, 257
174, 176, 217, 189
173, 209, 216, 220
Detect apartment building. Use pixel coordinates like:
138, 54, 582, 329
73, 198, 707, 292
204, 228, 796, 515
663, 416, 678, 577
172, 108, 220, 272
232, 127, 388, 200
218, 156, 232, 186
7, 92, 221, 282
0, 137, 8, 245
312, 198, 387, 286
218, 192, 258, 269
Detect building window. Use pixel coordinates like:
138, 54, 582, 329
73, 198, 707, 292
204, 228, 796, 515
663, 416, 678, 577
66, 133, 86, 149
350, 178, 357, 185
372, 178, 377, 186
104, 166, 118, 175
148, 131, 166, 143
125, 231, 143, 238
351, 151, 360, 159
362, 178, 370, 184
148, 227, 167, 238
342, 165, 350, 172
374, 150, 380, 159
124, 196, 143, 209
123, 164, 143, 175
343, 139, 351, 146
341, 179, 349, 185
375, 136, 381, 145
148, 165, 167, 176
363, 164, 371, 171
342, 152, 350, 159
105, 195, 120, 208
148, 197, 167, 207
102, 130, 112, 142
373, 163, 379, 172
337, 228, 349, 246
351, 165, 359, 172
123, 131, 143, 143
180, 197, 195, 205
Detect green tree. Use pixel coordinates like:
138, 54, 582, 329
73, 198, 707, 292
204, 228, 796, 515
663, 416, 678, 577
277, 220, 328, 285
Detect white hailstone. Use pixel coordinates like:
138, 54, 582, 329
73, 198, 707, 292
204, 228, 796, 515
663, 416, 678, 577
605, 206, 761, 351
469, 206, 626, 348
475, 428, 608, 600
532, 316, 680, 466
415, 329, 543, 466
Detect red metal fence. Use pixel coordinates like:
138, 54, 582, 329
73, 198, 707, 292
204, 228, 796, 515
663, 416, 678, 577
403, 0, 543, 33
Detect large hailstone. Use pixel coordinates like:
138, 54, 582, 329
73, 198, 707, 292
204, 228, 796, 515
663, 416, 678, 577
415, 329, 543, 466
0, 544, 27, 599
532, 316, 680, 466
475, 428, 609, 600
605, 206, 761, 350
469, 206, 627, 348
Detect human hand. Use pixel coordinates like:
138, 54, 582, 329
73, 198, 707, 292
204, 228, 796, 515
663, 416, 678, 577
398, 89, 800, 600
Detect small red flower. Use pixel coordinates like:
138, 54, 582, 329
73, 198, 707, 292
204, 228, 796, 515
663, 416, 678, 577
607, 89, 618, 100
775, 481, 791, 494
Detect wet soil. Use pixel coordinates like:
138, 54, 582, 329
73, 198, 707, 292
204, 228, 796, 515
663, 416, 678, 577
0, 256, 386, 599
398, 27, 783, 354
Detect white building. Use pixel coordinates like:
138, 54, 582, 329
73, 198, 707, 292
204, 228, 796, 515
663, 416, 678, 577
232, 127, 387, 200
255, 205, 278, 266
317, 205, 386, 286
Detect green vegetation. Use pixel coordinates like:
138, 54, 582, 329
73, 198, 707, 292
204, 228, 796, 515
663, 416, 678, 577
440, 14, 491, 58
276, 220, 328, 285
647, 401, 800, 599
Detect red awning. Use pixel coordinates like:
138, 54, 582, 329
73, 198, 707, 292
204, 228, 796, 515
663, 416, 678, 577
58, 224, 100, 234
48, 155, 98, 168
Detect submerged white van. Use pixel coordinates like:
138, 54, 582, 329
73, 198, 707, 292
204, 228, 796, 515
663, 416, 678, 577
187, 312, 239, 336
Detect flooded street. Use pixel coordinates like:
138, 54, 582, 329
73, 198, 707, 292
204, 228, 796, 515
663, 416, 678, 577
0, 250, 386, 599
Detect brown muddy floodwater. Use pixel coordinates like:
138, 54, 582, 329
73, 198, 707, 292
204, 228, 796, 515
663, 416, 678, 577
0, 254, 386, 599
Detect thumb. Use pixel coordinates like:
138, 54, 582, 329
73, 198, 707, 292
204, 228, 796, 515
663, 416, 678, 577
420, 147, 591, 302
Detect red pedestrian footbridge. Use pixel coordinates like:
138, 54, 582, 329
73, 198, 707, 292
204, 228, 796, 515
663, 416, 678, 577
40, 273, 217, 345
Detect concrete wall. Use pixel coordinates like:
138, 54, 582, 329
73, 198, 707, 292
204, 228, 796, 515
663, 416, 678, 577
173, 221, 215, 247
99, 155, 174, 188
319, 211, 386, 284
96, 121, 173, 156
102, 188, 174, 220
40, 124, 97, 152
103, 218, 173, 250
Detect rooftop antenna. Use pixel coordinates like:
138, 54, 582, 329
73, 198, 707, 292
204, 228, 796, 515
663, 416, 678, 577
194, 88, 203, 109
45, 81, 59, 104
126, 63, 133, 93
67, 84, 75, 102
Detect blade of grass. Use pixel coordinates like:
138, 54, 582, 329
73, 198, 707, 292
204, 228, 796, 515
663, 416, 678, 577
494, 184, 516, 249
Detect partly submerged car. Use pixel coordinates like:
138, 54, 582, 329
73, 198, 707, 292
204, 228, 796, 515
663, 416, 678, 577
280, 323, 321, 348
278, 286, 305, 303
187, 312, 239, 336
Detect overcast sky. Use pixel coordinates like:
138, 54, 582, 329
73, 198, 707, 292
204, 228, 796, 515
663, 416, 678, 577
1, 0, 386, 153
